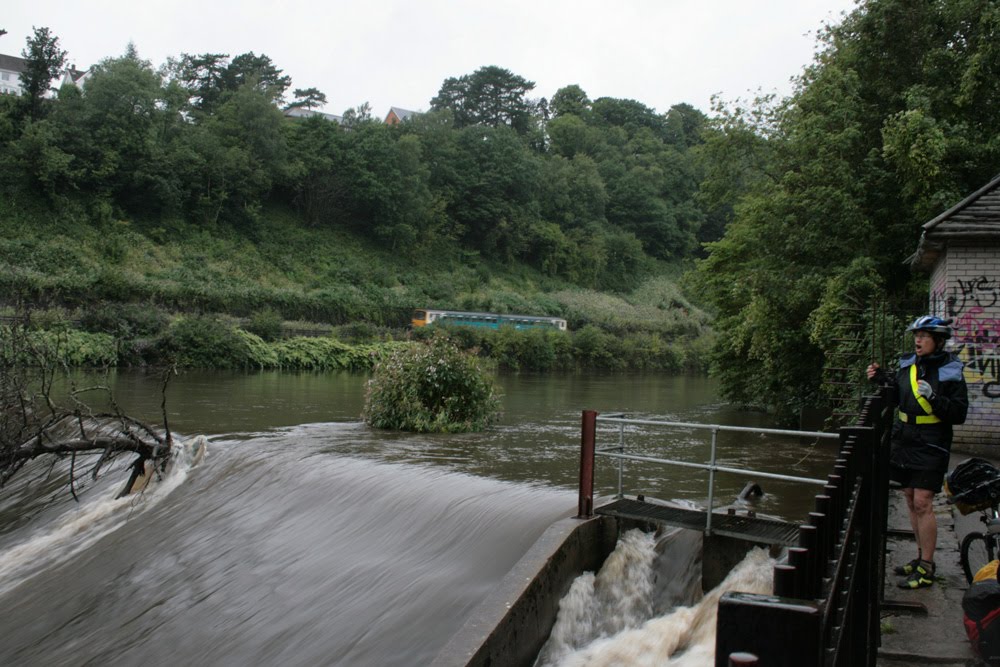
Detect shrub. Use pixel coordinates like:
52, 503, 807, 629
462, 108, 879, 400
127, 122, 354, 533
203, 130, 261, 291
245, 308, 284, 342
333, 321, 380, 344
154, 315, 252, 368
80, 302, 169, 338
363, 336, 501, 433
0, 328, 118, 367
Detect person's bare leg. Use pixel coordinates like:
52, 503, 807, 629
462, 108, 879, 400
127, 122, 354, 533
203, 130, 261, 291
903, 488, 922, 562
912, 488, 937, 566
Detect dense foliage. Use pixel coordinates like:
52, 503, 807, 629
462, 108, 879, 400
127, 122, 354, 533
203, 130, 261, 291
692, 0, 1000, 419
363, 336, 501, 433
6, 0, 994, 415
0, 48, 710, 294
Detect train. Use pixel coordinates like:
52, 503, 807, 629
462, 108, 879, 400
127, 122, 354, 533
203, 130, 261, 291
411, 309, 568, 331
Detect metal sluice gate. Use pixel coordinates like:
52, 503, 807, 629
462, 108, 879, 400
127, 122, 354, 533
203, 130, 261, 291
595, 497, 802, 546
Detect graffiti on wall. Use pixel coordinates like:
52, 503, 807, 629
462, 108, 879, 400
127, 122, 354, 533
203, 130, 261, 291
937, 276, 1000, 400
947, 276, 1000, 315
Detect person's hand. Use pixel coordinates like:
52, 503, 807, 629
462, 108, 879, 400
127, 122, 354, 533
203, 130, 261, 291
866, 363, 880, 380
917, 380, 934, 399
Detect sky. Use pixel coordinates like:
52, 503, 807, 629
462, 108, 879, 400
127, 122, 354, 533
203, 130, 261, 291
3, 0, 859, 119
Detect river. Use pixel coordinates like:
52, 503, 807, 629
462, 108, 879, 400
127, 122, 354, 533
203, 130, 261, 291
0, 370, 840, 666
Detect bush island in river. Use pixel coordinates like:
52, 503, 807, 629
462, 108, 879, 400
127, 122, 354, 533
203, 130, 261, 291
363, 337, 501, 433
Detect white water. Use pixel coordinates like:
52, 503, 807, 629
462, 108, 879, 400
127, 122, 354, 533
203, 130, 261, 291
0, 436, 207, 597
537, 528, 774, 667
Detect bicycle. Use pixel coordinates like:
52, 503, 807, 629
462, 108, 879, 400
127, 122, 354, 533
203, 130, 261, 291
946, 458, 1000, 583
960, 503, 1000, 584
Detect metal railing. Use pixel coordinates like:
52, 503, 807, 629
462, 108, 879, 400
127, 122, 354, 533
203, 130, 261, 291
575, 388, 894, 666
577, 411, 840, 532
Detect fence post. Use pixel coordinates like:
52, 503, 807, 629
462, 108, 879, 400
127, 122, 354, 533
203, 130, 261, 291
715, 592, 823, 666
578, 410, 597, 518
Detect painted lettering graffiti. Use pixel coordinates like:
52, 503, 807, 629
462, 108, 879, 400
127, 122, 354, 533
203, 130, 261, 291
943, 276, 1000, 400
947, 276, 1000, 316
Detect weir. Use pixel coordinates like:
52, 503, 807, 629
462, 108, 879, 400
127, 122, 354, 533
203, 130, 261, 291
432, 387, 894, 667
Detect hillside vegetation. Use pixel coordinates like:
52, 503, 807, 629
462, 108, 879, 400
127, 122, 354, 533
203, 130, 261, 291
5, 0, 1000, 417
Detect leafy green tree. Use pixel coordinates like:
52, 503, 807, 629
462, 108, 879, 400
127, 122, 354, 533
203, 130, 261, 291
205, 80, 294, 219
285, 114, 345, 226
166, 52, 229, 113
72, 48, 179, 214
430, 65, 539, 133
591, 97, 667, 139
221, 52, 291, 106
286, 87, 327, 111
694, 0, 1000, 420
167, 51, 290, 114
550, 84, 591, 119
19, 26, 67, 120
447, 125, 540, 258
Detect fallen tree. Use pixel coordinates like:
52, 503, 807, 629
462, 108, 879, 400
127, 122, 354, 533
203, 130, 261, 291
1, 311, 172, 498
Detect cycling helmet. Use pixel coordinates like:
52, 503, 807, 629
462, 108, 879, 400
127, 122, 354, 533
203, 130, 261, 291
906, 315, 953, 339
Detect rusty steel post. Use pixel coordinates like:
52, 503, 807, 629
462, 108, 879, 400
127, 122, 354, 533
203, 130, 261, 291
578, 410, 597, 518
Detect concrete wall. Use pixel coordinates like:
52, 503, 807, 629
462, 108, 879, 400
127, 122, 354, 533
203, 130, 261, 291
430, 513, 622, 667
431, 512, 774, 667
931, 241, 1000, 452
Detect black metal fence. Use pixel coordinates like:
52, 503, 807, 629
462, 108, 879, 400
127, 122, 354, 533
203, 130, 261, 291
715, 387, 894, 666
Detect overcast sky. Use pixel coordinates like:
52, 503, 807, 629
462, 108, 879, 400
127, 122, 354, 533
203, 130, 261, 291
3, 1, 858, 119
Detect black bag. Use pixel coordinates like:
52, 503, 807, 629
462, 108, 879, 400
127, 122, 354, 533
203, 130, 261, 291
963, 578, 1000, 663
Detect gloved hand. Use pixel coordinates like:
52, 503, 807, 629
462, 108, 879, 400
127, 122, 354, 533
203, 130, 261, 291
917, 380, 934, 399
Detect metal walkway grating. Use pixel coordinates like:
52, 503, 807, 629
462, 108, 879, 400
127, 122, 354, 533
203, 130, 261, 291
595, 498, 801, 546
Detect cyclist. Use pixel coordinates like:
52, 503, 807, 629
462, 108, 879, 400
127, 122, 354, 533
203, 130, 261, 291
867, 315, 969, 589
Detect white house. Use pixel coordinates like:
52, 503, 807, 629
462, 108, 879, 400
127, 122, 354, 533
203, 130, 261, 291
0, 53, 90, 96
0, 53, 26, 95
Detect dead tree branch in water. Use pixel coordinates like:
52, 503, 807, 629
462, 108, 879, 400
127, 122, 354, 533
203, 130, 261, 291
1, 311, 173, 495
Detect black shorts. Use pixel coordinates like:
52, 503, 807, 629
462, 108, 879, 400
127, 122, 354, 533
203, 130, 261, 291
889, 465, 944, 493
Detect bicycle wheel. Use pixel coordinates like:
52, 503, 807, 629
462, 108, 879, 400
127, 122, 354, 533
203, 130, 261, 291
961, 531, 996, 583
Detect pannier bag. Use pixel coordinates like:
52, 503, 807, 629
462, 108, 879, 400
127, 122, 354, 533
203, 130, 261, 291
964, 575, 1000, 664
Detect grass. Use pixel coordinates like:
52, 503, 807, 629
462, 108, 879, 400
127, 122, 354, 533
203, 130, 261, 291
0, 199, 714, 367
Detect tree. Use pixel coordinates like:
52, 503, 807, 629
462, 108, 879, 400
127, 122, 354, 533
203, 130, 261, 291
167, 52, 229, 113
286, 87, 327, 111
222, 52, 291, 106
70, 49, 178, 214
167, 51, 291, 114
19, 26, 67, 119
694, 0, 1000, 420
550, 84, 591, 118
430, 65, 539, 133
1, 313, 172, 496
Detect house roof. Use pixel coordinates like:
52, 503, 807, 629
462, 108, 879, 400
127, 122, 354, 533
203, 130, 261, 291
386, 106, 419, 122
0, 53, 28, 73
910, 173, 1000, 271
283, 107, 343, 123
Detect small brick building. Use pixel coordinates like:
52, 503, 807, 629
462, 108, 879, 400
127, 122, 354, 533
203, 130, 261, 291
912, 174, 1000, 453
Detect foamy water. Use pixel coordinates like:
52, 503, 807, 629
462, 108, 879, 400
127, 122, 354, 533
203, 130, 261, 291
537, 528, 774, 667
0, 436, 207, 596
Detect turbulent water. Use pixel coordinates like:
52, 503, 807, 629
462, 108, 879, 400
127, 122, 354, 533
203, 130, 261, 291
0, 371, 834, 666
0, 423, 575, 666
537, 528, 774, 667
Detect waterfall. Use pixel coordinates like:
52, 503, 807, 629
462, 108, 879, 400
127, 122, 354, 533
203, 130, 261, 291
537, 527, 774, 667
